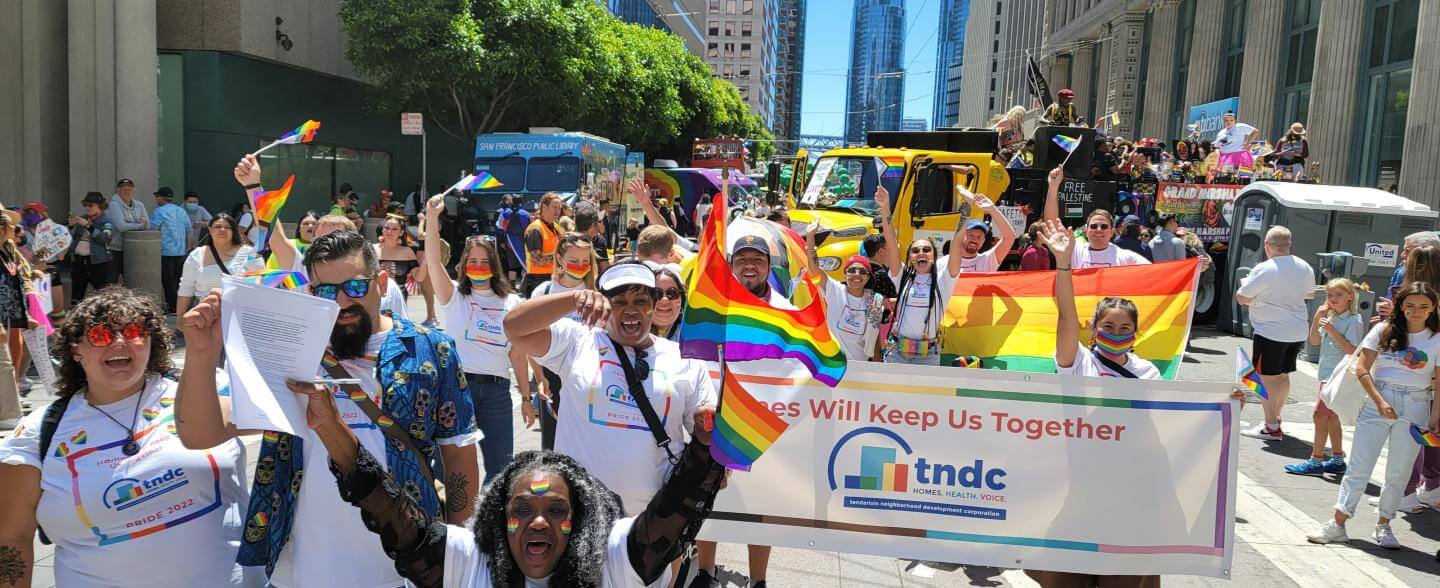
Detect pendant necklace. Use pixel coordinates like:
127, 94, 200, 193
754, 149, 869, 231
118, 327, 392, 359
93, 389, 144, 456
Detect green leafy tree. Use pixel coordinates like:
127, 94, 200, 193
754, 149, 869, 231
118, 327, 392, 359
339, 0, 770, 161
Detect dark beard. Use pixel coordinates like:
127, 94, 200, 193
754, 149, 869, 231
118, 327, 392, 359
330, 305, 374, 359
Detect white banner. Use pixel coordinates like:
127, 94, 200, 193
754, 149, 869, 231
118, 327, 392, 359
700, 361, 1238, 578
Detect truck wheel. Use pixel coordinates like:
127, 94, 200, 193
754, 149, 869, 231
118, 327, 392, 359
1193, 262, 1219, 324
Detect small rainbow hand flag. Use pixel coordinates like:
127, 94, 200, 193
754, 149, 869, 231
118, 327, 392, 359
239, 269, 309, 289
1248, 141, 1273, 157
252, 175, 295, 251
255, 120, 320, 155
1236, 347, 1268, 399
1411, 423, 1440, 447
1237, 166, 1254, 178
1052, 134, 1082, 153
450, 171, 503, 193
1104, 112, 1121, 128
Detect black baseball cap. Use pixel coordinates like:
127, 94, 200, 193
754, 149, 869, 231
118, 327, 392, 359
153, 186, 174, 199
732, 234, 771, 258
81, 191, 106, 205
116, 178, 134, 187
338, 182, 354, 194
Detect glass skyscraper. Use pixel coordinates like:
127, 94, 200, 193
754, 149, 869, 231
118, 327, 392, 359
932, 0, 968, 129
845, 0, 906, 144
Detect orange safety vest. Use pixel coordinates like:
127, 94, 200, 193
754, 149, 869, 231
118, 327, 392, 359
525, 219, 560, 275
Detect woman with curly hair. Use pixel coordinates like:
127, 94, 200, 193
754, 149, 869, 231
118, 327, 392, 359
0, 287, 260, 586
291, 372, 725, 587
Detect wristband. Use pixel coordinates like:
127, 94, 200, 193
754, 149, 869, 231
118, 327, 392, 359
242, 183, 263, 191
1056, 267, 1072, 272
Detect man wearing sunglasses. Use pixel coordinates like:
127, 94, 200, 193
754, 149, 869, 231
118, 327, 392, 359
177, 230, 480, 588
1042, 166, 1151, 269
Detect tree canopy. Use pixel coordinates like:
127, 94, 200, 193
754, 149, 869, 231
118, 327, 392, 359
339, 0, 773, 162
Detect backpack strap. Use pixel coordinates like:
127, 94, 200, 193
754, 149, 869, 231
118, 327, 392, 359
34, 393, 74, 545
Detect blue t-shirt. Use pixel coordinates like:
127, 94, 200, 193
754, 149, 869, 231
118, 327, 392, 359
1317, 311, 1364, 382
149, 203, 191, 256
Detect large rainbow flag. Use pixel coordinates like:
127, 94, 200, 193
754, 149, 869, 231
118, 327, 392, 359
941, 259, 1201, 379
679, 193, 846, 469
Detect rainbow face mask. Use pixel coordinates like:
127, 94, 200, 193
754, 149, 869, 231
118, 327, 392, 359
1093, 330, 1136, 361
563, 261, 591, 281
465, 264, 493, 287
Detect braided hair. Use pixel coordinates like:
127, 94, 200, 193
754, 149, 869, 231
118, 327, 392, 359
473, 450, 622, 587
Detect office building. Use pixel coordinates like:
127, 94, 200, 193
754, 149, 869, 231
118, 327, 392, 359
1037, 0, 1440, 201
902, 117, 929, 131
704, 0, 779, 130
932, 0, 969, 128
845, 0, 906, 144
956, 0, 1046, 127
773, 0, 806, 143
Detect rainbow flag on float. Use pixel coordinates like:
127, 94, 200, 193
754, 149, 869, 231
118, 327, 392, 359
679, 192, 846, 470
941, 259, 1202, 379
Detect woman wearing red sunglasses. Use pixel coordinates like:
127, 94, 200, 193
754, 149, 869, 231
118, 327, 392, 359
0, 287, 259, 586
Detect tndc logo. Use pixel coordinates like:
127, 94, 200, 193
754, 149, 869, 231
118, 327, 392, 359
103, 468, 189, 511
828, 427, 1007, 493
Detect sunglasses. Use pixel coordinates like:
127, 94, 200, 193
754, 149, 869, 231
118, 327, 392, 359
845, 266, 871, 276
1088, 223, 1111, 231
310, 277, 374, 301
87, 322, 149, 347
657, 288, 683, 301
909, 246, 934, 254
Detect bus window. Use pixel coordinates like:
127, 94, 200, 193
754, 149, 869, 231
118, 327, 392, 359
528, 156, 581, 192
474, 156, 527, 192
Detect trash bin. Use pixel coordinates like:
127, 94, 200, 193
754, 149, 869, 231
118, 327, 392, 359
362, 217, 383, 243
122, 230, 163, 300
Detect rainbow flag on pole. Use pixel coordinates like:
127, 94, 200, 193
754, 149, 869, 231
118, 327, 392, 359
450, 171, 503, 192
1052, 134, 1082, 153
238, 269, 309, 289
251, 175, 294, 251
255, 120, 321, 155
1412, 423, 1440, 447
679, 193, 846, 469
941, 259, 1201, 379
1236, 346, 1268, 399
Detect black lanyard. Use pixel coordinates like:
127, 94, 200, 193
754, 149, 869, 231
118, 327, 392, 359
608, 335, 679, 464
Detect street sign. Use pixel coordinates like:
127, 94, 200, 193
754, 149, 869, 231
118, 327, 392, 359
401, 112, 424, 136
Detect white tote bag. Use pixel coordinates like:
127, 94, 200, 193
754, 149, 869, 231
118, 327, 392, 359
1321, 350, 1367, 427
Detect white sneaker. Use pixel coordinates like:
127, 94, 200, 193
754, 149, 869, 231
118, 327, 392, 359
1369, 495, 1380, 506
1372, 524, 1400, 549
1418, 487, 1440, 510
1398, 492, 1426, 514
1307, 520, 1349, 544
1240, 422, 1284, 441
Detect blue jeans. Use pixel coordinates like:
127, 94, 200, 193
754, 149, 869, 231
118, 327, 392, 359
467, 373, 514, 484
883, 348, 941, 365
1334, 382, 1431, 520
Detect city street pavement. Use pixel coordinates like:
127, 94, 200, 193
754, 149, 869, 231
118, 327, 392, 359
17, 296, 1440, 586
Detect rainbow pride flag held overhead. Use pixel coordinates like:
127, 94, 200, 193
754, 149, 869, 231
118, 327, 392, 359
255, 120, 321, 155
1412, 423, 1440, 448
679, 193, 847, 386
1236, 347, 1268, 399
451, 171, 503, 192
251, 175, 294, 251
238, 269, 309, 289
679, 192, 847, 470
941, 259, 1202, 379
1052, 134, 1082, 153
1103, 112, 1121, 127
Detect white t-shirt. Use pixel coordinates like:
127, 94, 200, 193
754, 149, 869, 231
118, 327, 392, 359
820, 276, 880, 361
1056, 350, 1162, 380
1360, 324, 1440, 389
959, 248, 1001, 273
0, 375, 260, 587
536, 320, 715, 515
270, 331, 480, 588
1236, 255, 1315, 342
1214, 123, 1258, 154
535, 280, 587, 321
443, 285, 521, 377
886, 267, 958, 341
441, 517, 668, 587
1070, 243, 1151, 269
177, 245, 265, 298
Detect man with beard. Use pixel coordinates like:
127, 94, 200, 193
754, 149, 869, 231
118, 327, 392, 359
1042, 166, 1151, 269
175, 230, 480, 588
946, 184, 1016, 274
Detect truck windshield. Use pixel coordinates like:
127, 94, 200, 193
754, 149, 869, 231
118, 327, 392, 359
800, 156, 902, 214
528, 156, 581, 192
474, 156, 527, 192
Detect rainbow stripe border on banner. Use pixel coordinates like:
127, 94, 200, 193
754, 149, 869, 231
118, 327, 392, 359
706, 371, 1233, 558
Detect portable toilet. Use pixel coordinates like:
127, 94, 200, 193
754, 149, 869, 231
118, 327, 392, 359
1219, 182, 1437, 336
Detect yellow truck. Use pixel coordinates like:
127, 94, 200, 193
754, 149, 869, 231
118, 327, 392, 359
785, 131, 1012, 279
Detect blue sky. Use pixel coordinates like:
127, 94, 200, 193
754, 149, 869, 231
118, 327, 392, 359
798, 0, 940, 137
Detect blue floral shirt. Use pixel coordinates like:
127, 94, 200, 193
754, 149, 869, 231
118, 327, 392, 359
234, 318, 476, 575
